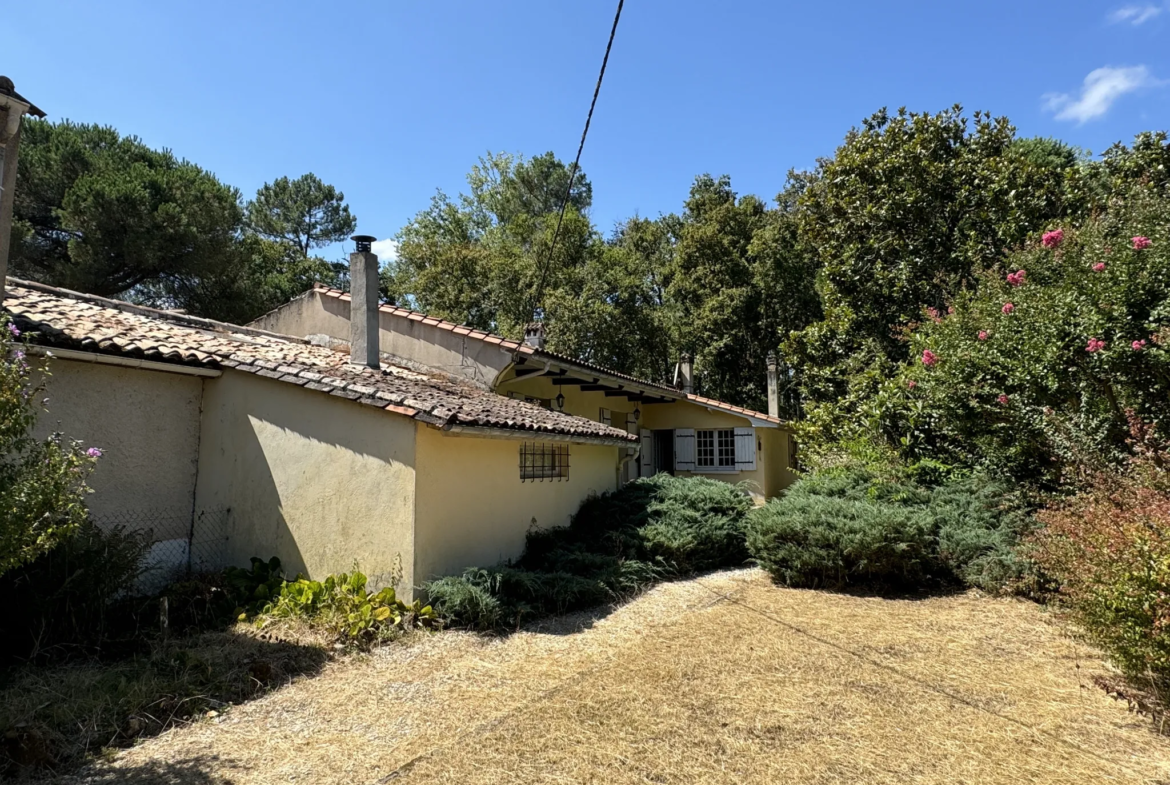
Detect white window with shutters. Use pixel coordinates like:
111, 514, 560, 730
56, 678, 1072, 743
677, 427, 756, 473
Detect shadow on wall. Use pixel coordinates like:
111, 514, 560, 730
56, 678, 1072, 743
199, 374, 415, 592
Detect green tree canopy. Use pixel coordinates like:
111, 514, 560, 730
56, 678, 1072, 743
788, 106, 1075, 409
12, 119, 243, 297
244, 173, 357, 256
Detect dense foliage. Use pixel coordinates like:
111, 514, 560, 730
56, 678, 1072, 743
425, 475, 753, 630
12, 119, 349, 323
745, 468, 1031, 592
1029, 447, 1170, 716
0, 320, 99, 577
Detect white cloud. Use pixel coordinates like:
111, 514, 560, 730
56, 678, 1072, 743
1042, 65, 1155, 123
370, 238, 398, 262
1109, 4, 1162, 24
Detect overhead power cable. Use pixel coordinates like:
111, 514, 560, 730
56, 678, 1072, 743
529, 0, 624, 323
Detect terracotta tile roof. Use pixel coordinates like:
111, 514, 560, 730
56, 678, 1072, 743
310, 286, 786, 427
3, 279, 637, 444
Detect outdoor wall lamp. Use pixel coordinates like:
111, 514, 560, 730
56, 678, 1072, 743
555, 391, 565, 411
632, 406, 641, 420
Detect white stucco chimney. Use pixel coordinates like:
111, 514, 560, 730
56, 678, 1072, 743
675, 352, 693, 395
766, 350, 780, 418
524, 322, 546, 350
349, 235, 380, 369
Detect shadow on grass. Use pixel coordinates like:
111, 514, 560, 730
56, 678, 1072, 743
56, 755, 239, 784
0, 627, 328, 780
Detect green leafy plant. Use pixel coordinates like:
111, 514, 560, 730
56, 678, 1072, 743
0, 319, 101, 577
261, 570, 435, 645
1029, 431, 1170, 719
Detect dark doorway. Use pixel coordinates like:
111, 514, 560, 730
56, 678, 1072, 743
653, 429, 675, 476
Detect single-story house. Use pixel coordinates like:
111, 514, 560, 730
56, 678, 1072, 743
5, 270, 634, 598
4, 242, 795, 596
249, 285, 798, 501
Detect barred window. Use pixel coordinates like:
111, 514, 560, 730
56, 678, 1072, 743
520, 442, 570, 481
696, 429, 736, 469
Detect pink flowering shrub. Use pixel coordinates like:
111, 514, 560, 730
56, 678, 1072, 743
1042, 229, 1064, 248
0, 319, 100, 576
921, 349, 938, 366
1133, 236, 1152, 250
1093, 262, 1106, 272
899, 190, 1170, 487
1006, 270, 1026, 287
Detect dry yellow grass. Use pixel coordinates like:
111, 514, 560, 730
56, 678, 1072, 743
73, 569, 1170, 784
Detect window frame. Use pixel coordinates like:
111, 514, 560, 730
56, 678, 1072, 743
695, 428, 738, 472
520, 442, 570, 482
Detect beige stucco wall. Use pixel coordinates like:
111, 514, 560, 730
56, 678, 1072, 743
30, 358, 203, 536
193, 371, 418, 595
412, 426, 620, 583
249, 291, 514, 388
502, 374, 796, 498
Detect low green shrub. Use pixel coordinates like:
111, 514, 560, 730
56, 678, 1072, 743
260, 570, 435, 645
426, 475, 752, 630
745, 468, 1031, 592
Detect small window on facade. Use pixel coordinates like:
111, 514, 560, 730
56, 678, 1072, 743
520, 442, 570, 481
696, 429, 736, 469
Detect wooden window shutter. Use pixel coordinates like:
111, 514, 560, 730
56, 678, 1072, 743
599, 407, 612, 426
674, 428, 696, 471
734, 427, 756, 471
639, 431, 654, 477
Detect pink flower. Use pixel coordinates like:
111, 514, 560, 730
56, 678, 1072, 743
1041, 229, 1064, 249
1132, 339, 1147, 351
1132, 236, 1152, 250
925, 307, 942, 323
907, 380, 917, 389
978, 330, 989, 341
1086, 338, 1106, 353
6, 323, 19, 338
921, 349, 938, 367
85, 447, 103, 459
997, 394, 1009, 405
1006, 269, 1026, 287
1001, 302, 1015, 315
1092, 262, 1106, 272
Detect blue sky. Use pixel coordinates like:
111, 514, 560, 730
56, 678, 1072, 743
6, 1, 1170, 262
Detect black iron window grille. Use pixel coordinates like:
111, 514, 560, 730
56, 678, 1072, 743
520, 442, 570, 482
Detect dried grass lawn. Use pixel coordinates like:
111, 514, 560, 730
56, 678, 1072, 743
77, 569, 1170, 784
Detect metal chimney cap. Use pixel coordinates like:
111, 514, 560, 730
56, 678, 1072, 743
351, 235, 377, 253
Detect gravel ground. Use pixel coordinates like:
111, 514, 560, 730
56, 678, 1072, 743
62, 569, 1170, 785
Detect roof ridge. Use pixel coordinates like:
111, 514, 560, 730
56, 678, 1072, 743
5, 278, 310, 345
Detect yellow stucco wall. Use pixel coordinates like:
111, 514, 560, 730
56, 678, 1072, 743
498, 375, 794, 499
412, 426, 619, 583
193, 371, 418, 595
31, 358, 203, 535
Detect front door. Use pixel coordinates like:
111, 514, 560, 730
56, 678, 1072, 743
653, 429, 675, 476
